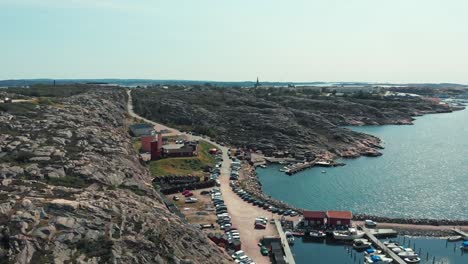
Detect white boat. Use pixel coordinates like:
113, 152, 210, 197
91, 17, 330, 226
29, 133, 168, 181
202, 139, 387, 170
364, 248, 382, 256
285, 231, 295, 245
353, 238, 372, 249
333, 228, 365, 240
398, 251, 418, 258
309, 230, 326, 239
393, 247, 413, 254
447, 235, 462, 242
384, 242, 400, 249
364, 255, 393, 263
259, 164, 267, 168
404, 257, 421, 263
321, 170, 326, 173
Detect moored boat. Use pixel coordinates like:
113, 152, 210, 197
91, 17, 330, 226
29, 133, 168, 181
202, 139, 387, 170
447, 235, 462, 242
353, 238, 372, 250
309, 230, 326, 239
404, 257, 421, 263
364, 248, 382, 256
461, 241, 468, 251
333, 228, 365, 240
364, 255, 393, 263
285, 231, 295, 245
398, 250, 419, 258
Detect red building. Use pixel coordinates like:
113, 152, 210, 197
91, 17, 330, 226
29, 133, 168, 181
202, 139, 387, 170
141, 135, 156, 152
326, 211, 352, 226
150, 133, 163, 160
303, 211, 326, 226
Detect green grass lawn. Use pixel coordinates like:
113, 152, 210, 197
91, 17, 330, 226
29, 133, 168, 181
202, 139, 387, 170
149, 140, 216, 177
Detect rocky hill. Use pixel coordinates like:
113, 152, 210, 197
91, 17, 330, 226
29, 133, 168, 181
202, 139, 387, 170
0, 87, 230, 264
132, 86, 457, 158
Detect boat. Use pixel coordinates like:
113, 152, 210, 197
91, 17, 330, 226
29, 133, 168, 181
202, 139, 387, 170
309, 230, 326, 239
285, 231, 295, 245
447, 235, 463, 242
461, 241, 468, 251
384, 242, 400, 249
404, 257, 421, 263
321, 170, 326, 173
398, 251, 419, 258
364, 255, 393, 263
353, 238, 372, 249
364, 248, 382, 256
259, 164, 267, 168
333, 228, 365, 240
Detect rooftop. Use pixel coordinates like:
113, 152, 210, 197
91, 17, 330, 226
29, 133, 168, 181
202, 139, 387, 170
326, 210, 353, 219
130, 123, 153, 129
303, 211, 326, 219
163, 144, 185, 150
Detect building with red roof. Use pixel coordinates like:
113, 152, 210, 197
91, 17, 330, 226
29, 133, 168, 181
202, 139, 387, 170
326, 210, 353, 226
302, 211, 327, 226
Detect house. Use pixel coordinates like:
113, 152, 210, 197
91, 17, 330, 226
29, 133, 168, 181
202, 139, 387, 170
129, 123, 154, 137
150, 134, 164, 160
302, 211, 327, 226
163, 142, 198, 157
326, 210, 353, 226
141, 135, 156, 152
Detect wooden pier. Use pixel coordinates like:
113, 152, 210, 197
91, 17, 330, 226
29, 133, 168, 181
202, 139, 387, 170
361, 226, 407, 264
286, 160, 317, 175
275, 219, 296, 264
452, 228, 468, 238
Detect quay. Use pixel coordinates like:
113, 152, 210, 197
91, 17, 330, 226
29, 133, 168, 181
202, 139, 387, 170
286, 160, 317, 175
452, 228, 468, 238
275, 219, 296, 264
361, 226, 406, 264
369, 228, 398, 238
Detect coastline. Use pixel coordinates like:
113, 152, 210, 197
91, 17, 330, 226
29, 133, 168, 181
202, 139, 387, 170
240, 162, 468, 238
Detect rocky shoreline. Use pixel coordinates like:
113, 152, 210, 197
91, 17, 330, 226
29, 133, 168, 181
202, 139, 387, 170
238, 163, 467, 237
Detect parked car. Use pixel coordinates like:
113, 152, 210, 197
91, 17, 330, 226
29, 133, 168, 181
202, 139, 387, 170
184, 192, 194, 197
255, 223, 266, 229
172, 196, 180, 201
185, 197, 198, 203
365, 220, 377, 227
231, 250, 245, 260
260, 246, 269, 256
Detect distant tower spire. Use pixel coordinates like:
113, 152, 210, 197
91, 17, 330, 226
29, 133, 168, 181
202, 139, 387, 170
255, 77, 260, 88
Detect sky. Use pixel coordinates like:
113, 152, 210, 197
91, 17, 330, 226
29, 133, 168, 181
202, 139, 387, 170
1, 0, 468, 83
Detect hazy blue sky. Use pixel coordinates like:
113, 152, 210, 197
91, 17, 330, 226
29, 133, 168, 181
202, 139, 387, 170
1, 0, 468, 83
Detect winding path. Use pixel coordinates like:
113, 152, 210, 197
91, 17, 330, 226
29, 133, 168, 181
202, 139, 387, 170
127, 89, 278, 264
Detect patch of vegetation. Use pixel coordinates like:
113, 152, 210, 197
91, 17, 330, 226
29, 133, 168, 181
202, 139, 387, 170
0, 150, 35, 163
148, 140, 216, 177
7, 84, 92, 97
75, 235, 114, 264
30, 250, 55, 264
0, 102, 37, 115
119, 185, 146, 196
131, 138, 142, 152
45, 175, 87, 188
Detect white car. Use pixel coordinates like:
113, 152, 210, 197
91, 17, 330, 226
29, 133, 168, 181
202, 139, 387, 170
231, 250, 245, 260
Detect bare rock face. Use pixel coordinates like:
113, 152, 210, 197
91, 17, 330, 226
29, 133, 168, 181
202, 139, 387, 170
132, 87, 455, 159
0, 88, 230, 264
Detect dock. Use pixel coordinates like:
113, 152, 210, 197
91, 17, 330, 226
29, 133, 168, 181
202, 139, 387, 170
452, 228, 468, 238
286, 160, 316, 175
361, 226, 406, 264
275, 219, 296, 264
369, 228, 398, 238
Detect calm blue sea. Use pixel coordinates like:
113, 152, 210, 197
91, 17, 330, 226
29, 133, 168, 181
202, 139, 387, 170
257, 108, 468, 220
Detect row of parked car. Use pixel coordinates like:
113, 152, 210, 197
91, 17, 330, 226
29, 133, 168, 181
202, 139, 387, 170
231, 250, 256, 264
211, 188, 234, 231
231, 185, 299, 217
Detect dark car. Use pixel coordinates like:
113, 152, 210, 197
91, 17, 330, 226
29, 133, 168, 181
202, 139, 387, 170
263, 204, 270, 209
